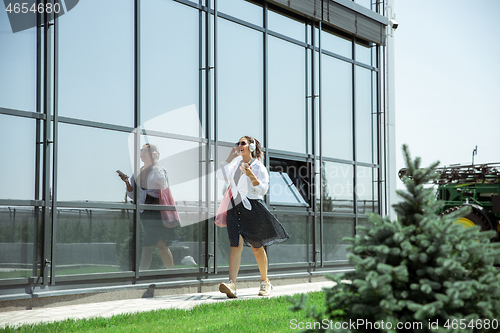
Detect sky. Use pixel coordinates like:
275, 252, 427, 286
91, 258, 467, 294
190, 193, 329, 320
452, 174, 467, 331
394, 0, 500, 174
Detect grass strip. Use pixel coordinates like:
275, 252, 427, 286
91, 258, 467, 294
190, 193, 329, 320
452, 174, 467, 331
1, 291, 325, 333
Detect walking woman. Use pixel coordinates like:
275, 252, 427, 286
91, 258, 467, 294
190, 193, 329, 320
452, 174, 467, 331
118, 143, 180, 270
216, 136, 289, 298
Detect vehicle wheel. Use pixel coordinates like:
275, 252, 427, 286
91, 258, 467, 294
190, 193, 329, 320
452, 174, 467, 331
442, 204, 498, 240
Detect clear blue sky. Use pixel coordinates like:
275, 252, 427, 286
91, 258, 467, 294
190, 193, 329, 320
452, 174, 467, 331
395, 1, 500, 173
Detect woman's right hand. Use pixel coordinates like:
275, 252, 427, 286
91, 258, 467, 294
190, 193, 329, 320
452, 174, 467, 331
226, 146, 239, 163
117, 170, 129, 182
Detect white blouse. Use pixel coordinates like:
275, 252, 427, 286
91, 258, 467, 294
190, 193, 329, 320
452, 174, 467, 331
216, 156, 269, 210
126, 165, 168, 204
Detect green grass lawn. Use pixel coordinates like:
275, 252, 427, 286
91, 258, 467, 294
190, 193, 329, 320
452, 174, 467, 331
1, 292, 325, 333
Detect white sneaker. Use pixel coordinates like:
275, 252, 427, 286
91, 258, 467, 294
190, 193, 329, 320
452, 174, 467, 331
219, 280, 237, 298
258, 279, 273, 296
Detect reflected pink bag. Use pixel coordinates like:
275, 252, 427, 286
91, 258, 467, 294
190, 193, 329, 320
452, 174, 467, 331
159, 187, 181, 228
215, 186, 232, 228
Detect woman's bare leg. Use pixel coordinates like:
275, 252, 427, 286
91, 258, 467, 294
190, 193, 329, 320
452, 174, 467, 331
251, 244, 268, 282
156, 240, 174, 269
228, 235, 244, 282
139, 246, 154, 270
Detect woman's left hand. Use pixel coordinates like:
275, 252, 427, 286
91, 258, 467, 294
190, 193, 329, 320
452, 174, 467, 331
241, 163, 260, 187
241, 163, 254, 177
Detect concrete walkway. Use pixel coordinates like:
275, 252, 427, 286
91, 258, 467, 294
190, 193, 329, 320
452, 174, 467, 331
0, 281, 333, 329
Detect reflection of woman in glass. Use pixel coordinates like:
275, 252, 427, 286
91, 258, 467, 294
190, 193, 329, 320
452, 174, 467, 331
216, 136, 289, 298
118, 143, 180, 270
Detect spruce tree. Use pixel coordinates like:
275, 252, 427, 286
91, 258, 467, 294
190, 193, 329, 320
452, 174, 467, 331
292, 145, 500, 333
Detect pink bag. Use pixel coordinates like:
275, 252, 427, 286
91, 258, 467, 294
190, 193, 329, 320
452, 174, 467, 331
215, 186, 232, 227
159, 187, 181, 228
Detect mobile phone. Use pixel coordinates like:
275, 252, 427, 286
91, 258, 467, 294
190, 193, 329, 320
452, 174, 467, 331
116, 170, 128, 178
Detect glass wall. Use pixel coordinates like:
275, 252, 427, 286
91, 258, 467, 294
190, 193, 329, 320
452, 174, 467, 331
321, 55, 353, 161
54, 208, 134, 274
0, 115, 36, 200
217, 18, 263, 142
0, 0, 386, 297
140, 0, 200, 130
58, 0, 134, 126
268, 36, 306, 154
0, 207, 40, 279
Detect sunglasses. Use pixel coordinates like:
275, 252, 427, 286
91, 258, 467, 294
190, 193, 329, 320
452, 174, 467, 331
235, 141, 248, 147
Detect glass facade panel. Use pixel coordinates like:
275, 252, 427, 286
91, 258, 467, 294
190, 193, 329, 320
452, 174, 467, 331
141, 1, 200, 132
323, 217, 353, 261
268, 10, 306, 42
321, 162, 354, 213
54, 208, 133, 274
355, 41, 372, 66
321, 55, 353, 160
356, 166, 378, 214
0, 206, 39, 279
269, 172, 308, 206
217, 19, 263, 142
268, 36, 306, 153
269, 158, 310, 207
356, 216, 374, 237
372, 72, 379, 163
0, 115, 36, 200
57, 124, 131, 203
58, 0, 134, 126
0, 10, 36, 112
267, 214, 311, 264
173, 215, 202, 269
322, 30, 352, 59
217, 0, 263, 27
355, 66, 375, 163
137, 136, 203, 205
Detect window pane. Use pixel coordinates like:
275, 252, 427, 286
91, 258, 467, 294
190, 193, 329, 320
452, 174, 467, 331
0, 10, 36, 112
140, 210, 201, 271
320, 162, 354, 213
372, 72, 378, 163
269, 172, 308, 206
217, 0, 262, 26
321, 30, 352, 59
0, 206, 40, 279
321, 56, 353, 160
268, 37, 306, 153
138, 136, 202, 205
58, 0, 134, 126
0, 115, 35, 200
57, 124, 132, 202
54, 208, 134, 274
217, 19, 263, 142
372, 45, 378, 68
323, 217, 353, 261
355, 66, 375, 163
268, 10, 305, 42
267, 214, 311, 264
355, 41, 372, 66
357, 216, 374, 237
269, 158, 310, 207
356, 166, 378, 214
141, 1, 200, 133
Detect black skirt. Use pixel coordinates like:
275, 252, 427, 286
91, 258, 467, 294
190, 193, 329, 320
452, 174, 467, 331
226, 197, 289, 248
141, 195, 180, 247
